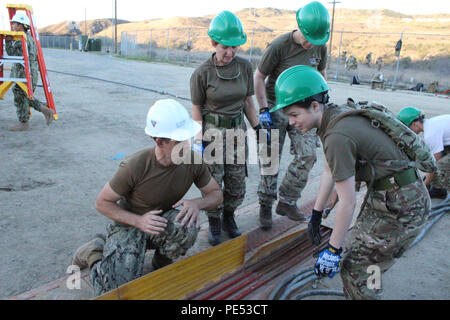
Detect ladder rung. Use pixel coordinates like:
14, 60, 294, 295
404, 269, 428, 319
1, 59, 25, 64
0, 77, 27, 82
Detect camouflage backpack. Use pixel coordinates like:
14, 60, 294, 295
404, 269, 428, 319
327, 98, 437, 173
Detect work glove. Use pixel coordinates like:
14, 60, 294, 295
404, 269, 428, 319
314, 243, 343, 279
253, 124, 271, 145
259, 108, 275, 130
192, 139, 204, 155
308, 209, 323, 246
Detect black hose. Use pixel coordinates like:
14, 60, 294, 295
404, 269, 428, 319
268, 266, 313, 300
410, 210, 448, 248
293, 290, 345, 300
279, 274, 318, 300
47, 69, 191, 101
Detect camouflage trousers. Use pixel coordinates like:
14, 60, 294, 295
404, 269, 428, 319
12, 62, 44, 123
432, 149, 450, 190
340, 179, 430, 299
202, 119, 247, 218
258, 108, 318, 206
90, 209, 199, 297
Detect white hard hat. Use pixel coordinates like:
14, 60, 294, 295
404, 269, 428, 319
11, 11, 30, 27
145, 99, 201, 141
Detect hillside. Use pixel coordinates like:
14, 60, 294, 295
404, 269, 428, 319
40, 8, 450, 63
39, 18, 129, 36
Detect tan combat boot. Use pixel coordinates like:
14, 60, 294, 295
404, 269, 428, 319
41, 106, 54, 126
8, 122, 29, 131
275, 201, 306, 222
72, 234, 106, 270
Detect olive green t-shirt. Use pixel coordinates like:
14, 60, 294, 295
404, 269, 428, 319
190, 54, 254, 117
109, 147, 212, 215
318, 106, 411, 182
258, 31, 328, 106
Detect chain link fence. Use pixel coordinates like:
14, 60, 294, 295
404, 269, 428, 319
40, 28, 450, 92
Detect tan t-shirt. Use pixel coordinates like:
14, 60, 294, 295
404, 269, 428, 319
190, 54, 254, 117
258, 31, 328, 106
318, 106, 410, 182
109, 147, 212, 215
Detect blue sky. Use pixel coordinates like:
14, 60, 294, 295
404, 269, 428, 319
0, 0, 449, 28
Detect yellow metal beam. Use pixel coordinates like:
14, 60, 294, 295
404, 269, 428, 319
6, 4, 34, 13
0, 31, 27, 41
96, 235, 247, 300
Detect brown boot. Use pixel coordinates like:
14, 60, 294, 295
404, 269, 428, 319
8, 122, 29, 131
275, 201, 306, 222
72, 234, 106, 270
41, 106, 54, 126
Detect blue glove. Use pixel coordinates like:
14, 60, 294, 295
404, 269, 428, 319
192, 140, 204, 154
314, 244, 343, 278
253, 124, 271, 145
259, 109, 275, 129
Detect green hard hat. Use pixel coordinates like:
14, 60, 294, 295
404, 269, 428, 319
270, 65, 329, 113
397, 107, 424, 126
296, 1, 331, 46
207, 11, 247, 46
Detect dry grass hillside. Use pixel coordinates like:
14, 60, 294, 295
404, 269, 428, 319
40, 18, 129, 36
41, 8, 449, 64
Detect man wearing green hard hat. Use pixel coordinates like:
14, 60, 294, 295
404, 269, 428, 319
255, 1, 330, 230
273, 65, 430, 299
398, 107, 449, 199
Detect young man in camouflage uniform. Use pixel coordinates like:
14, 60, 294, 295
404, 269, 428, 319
273, 65, 430, 299
5, 11, 54, 131
255, 1, 330, 229
398, 107, 449, 198
72, 99, 222, 297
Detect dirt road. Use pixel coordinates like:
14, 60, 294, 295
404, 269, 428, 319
0, 49, 448, 299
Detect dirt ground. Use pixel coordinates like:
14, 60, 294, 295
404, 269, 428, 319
0, 49, 448, 300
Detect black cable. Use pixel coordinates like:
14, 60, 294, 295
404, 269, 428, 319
47, 69, 191, 101
293, 290, 345, 300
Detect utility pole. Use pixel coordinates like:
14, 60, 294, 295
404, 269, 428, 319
327, 1, 341, 69
114, 0, 118, 54
392, 29, 405, 89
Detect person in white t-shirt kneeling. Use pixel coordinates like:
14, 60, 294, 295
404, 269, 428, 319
398, 107, 450, 199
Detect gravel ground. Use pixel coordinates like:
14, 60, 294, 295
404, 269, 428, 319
0, 49, 448, 299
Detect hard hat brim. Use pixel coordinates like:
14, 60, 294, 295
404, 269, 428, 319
208, 31, 247, 47
145, 118, 201, 141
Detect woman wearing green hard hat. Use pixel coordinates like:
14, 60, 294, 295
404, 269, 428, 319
274, 65, 430, 300
255, 1, 330, 231
190, 10, 260, 246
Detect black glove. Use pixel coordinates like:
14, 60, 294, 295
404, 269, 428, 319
308, 209, 323, 246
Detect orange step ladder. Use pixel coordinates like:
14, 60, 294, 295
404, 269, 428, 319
1, 3, 58, 120
0, 31, 34, 100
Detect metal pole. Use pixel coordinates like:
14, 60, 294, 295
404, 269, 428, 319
249, 27, 255, 63
149, 29, 152, 58
114, 0, 118, 54
166, 28, 169, 61
392, 30, 404, 89
327, 1, 341, 70
187, 28, 191, 64
334, 31, 343, 80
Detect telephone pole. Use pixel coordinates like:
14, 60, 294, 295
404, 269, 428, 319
327, 1, 341, 69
